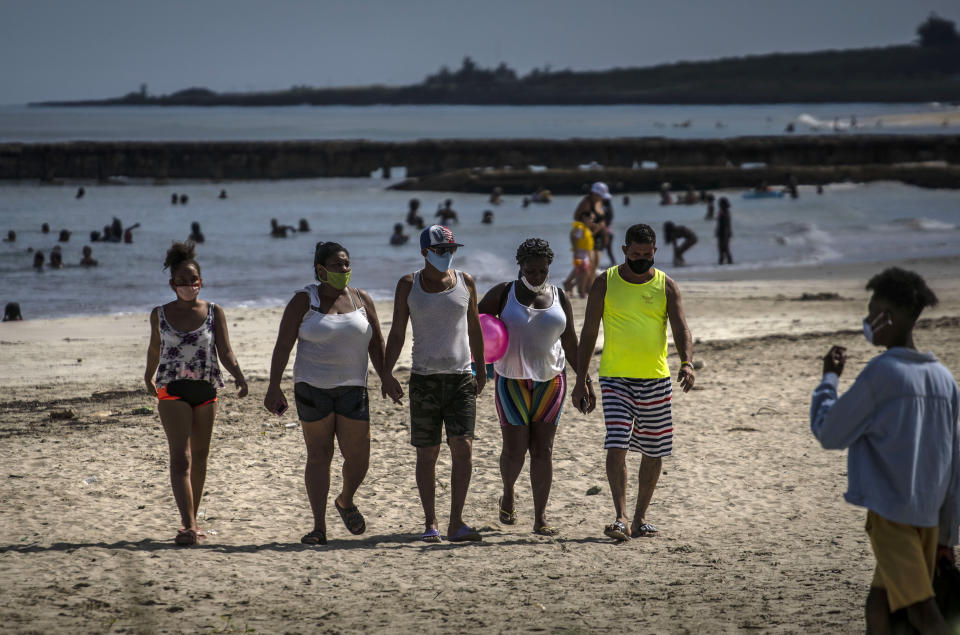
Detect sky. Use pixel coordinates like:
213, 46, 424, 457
1, 0, 958, 105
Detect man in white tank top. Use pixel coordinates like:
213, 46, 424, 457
383, 225, 487, 543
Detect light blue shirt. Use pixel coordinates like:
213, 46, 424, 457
810, 347, 960, 546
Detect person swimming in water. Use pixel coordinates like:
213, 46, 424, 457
390, 223, 409, 246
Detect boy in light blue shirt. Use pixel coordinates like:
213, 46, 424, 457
811, 267, 959, 634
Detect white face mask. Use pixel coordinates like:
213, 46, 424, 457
520, 275, 548, 294
425, 249, 454, 273
862, 318, 874, 344
175, 283, 201, 301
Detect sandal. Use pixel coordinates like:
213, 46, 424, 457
534, 525, 560, 537
334, 496, 366, 535
301, 529, 327, 545
420, 528, 442, 543
603, 520, 631, 542
174, 528, 198, 546
447, 524, 482, 542
498, 496, 518, 525
635, 522, 659, 537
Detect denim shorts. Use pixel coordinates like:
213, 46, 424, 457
293, 382, 369, 422
408, 373, 477, 447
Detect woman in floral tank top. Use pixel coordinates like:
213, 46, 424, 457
144, 241, 248, 546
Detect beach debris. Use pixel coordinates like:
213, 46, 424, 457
49, 409, 75, 420
585, 485, 602, 496
793, 292, 844, 301
284, 422, 298, 429
131, 407, 153, 415
728, 426, 760, 433
82, 475, 99, 485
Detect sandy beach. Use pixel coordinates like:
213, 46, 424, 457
2, 256, 959, 633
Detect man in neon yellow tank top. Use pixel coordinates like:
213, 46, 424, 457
571, 223, 695, 541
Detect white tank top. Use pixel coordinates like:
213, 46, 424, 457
408, 270, 472, 375
293, 284, 373, 388
493, 282, 566, 382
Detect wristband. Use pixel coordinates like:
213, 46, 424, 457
680, 361, 694, 369
584, 376, 592, 384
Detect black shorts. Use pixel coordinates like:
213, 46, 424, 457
158, 379, 217, 408
409, 373, 477, 447
294, 382, 369, 422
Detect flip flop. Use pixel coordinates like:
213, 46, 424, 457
603, 520, 631, 542
174, 528, 198, 546
534, 525, 560, 537
301, 529, 327, 545
420, 528, 442, 543
334, 497, 366, 535
498, 497, 517, 525
447, 524, 482, 542
635, 522, 659, 537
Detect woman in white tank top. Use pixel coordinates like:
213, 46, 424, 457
264, 242, 401, 546
477, 238, 590, 536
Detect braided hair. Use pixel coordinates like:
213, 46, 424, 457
515, 238, 554, 265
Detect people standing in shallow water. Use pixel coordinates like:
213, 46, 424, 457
80, 245, 98, 267
3, 230, 14, 242
489, 187, 503, 205
663, 221, 698, 266
716, 198, 733, 265
298, 219, 311, 233
264, 241, 399, 545
41, 223, 50, 234
58, 229, 71, 243
406, 198, 425, 229
76, 187, 85, 199
144, 240, 247, 546
477, 238, 585, 536
389, 223, 409, 246
3, 302, 23, 321
171, 193, 179, 205
270, 218, 296, 238
49, 246, 63, 269
189, 222, 205, 244
435, 199, 459, 224
179, 194, 189, 205
382, 225, 486, 543
481, 210, 494, 225
33, 252, 44, 270
218, 189, 227, 200
124, 223, 140, 244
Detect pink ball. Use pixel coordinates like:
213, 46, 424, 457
479, 314, 509, 363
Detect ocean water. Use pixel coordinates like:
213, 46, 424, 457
0, 102, 956, 142
1, 178, 958, 320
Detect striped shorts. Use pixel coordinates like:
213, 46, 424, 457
494, 372, 566, 427
599, 376, 673, 456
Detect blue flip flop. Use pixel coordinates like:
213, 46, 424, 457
447, 524, 482, 542
420, 528, 442, 543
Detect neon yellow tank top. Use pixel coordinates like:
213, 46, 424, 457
598, 266, 670, 378
571, 221, 594, 251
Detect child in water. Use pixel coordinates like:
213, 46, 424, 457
144, 241, 247, 546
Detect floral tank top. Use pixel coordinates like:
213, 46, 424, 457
154, 303, 225, 389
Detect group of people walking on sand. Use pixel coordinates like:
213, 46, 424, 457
145, 219, 696, 548
144, 198, 958, 632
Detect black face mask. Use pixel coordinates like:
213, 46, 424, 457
626, 257, 654, 275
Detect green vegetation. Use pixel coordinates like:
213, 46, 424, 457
33, 15, 960, 106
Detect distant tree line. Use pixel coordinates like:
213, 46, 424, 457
34, 15, 960, 107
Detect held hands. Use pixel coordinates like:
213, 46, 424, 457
822, 345, 847, 376
381, 374, 404, 405
677, 366, 695, 393
571, 379, 597, 414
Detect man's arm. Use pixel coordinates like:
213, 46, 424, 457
382, 275, 413, 401
571, 274, 606, 413
463, 273, 485, 395
938, 384, 960, 549
810, 350, 877, 450
665, 276, 695, 392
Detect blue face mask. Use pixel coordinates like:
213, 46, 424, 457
426, 249, 454, 273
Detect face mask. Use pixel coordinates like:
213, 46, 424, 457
175, 283, 201, 302
520, 275, 548, 294
626, 257, 654, 275
863, 315, 889, 345
426, 250, 454, 273
322, 269, 351, 290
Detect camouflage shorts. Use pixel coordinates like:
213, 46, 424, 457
409, 373, 477, 447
